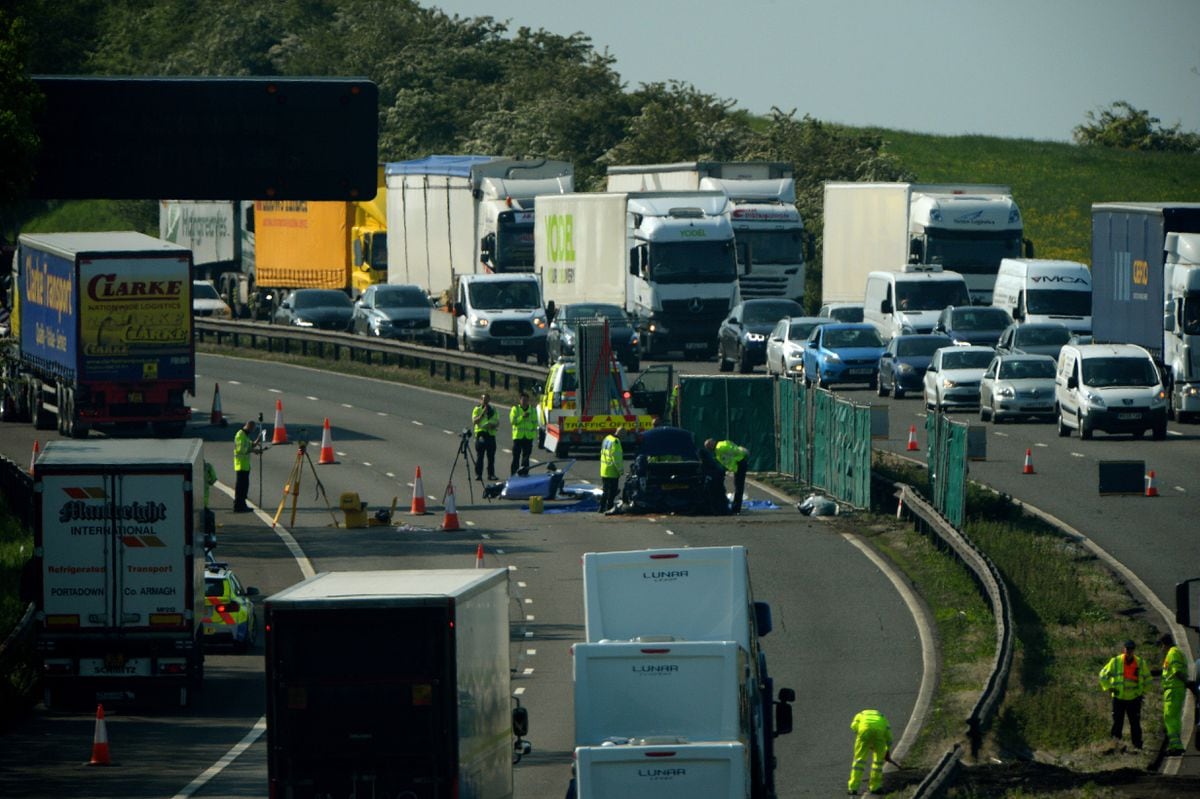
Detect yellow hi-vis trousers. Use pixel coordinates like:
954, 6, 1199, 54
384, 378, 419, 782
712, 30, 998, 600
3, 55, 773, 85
848, 727, 888, 793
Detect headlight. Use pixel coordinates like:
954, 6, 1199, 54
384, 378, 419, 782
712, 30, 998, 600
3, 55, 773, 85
471, 316, 489, 328
1151, 389, 1168, 408
293, 318, 314, 327
942, 378, 957, 388
746, 332, 766, 343
1083, 391, 1105, 409
896, 363, 913, 373
1185, 385, 1200, 397
629, 333, 639, 345
997, 386, 1015, 398
825, 351, 841, 361
533, 316, 547, 330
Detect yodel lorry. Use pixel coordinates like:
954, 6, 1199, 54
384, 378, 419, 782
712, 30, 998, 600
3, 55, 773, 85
32, 438, 208, 708
264, 568, 531, 799
576, 546, 793, 799
606, 162, 810, 302
536, 192, 740, 360
822, 182, 1032, 307
1, 231, 195, 437
1091, 203, 1200, 422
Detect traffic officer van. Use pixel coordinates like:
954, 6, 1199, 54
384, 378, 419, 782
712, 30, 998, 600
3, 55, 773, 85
537, 360, 655, 458
1054, 343, 1167, 440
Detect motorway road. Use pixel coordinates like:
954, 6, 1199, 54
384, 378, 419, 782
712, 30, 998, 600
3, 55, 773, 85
0, 353, 924, 798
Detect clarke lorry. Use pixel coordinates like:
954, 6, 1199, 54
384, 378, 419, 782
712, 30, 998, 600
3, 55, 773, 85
159, 170, 386, 319
1092, 203, 1200, 422
1, 231, 195, 437
264, 568, 530, 799
606, 162, 809, 302
535, 192, 740, 360
33, 438, 206, 708
822, 182, 1031, 307
580, 546, 793, 799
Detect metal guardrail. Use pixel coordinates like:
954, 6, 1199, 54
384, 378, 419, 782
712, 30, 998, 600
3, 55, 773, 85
194, 319, 549, 393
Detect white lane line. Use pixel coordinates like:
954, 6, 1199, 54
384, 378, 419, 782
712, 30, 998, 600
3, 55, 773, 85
513, 687, 526, 696
172, 716, 267, 798
994, 431, 1009, 437
362, 461, 372, 467
377, 411, 388, 416
525, 631, 534, 638
526, 649, 537, 656
517, 581, 527, 588
1034, 442, 1048, 448
1175, 486, 1187, 493
386, 472, 396, 478
1071, 452, 1085, 458
1169, 430, 1183, 437
306, 395, 318, 401
228, 380, 242, 385
341, 403, 353, 409
522, 668, 534, 676
442, 429, 455, 435
524, 598, 533, 604
268, 388, 282, 394
412, 420, 424, 426
526, 614, 535, 621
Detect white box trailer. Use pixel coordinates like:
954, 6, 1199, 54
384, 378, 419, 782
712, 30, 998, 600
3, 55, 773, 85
574, 740, 750, 799
573, 640, 749, 745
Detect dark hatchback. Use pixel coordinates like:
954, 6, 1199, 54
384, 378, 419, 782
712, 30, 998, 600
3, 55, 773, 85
717, 298, 804, 373
273, 289, 354, 331
876, 334, 953, 399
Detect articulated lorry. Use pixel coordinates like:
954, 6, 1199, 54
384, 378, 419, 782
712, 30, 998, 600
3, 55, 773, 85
264, 568, 530, 799
159, 171, 386, 319
822, 182, 1031, 306
1, 231, 194, 437
536, 192, 740, 360
576, 546, 793, 799
606, 162, 809, 302
33, 438, 207, 708
1092, 203, 1200, 421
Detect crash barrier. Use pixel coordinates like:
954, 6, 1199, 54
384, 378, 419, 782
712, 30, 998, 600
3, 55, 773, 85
885, 479, 1014, 799
677, 375, 777, 471
774, 379, 872, 509
194, 319, 547, 395
924, 412, 969, 528
0, 453, 36, 727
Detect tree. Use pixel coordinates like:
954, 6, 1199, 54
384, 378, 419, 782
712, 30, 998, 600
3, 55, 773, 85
0, 10, 42, 224
1073, 101, 1200, 153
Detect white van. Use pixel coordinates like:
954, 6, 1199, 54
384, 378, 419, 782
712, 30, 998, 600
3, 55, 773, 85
1055, 343, 1167, 439
863, 268, 970, 341
993, 258, 1091, 334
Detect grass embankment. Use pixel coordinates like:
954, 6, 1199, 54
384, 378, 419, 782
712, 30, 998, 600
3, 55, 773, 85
0, 491, 37, 730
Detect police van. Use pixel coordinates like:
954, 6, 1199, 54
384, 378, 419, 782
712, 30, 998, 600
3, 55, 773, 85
537, 360, 656, 458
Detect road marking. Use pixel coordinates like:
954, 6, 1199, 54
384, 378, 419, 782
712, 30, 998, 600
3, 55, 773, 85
525, 631, 534, 638
171, 716, 267, 799
386, 472, 396, 478
524, 598, 533, 604
495, 547, 505, 554
1034, 442, 1048, 448
513, 687, 526, 696
517, 581, 527, 588
268, 388, 281, 394
526, 614, 535, 621
361, 461, 372, 467
523, 668, 534, 675
993, 431, 1009, 437
377, 411, 387, 416
412, 419, 424, 426
341, 403, 353, 408
1169, 430, 1183, 437
442, 429, 455, 435
1071, 452, 1085, 458
1175, 486, 1187, 493
306, 395, 318, 401
526, 649, 537, 656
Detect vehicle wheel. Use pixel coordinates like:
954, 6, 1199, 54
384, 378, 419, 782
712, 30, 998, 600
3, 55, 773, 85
31, 383, 54, 431
1078, 412, 1093, 440
876, 376, 887, 397
0, 389, 15, 422
816, 369, 829, 390
1057, 407, 1071, 437
979, 403, 990, 422
1152, 422, 1167, 440
718, 345, 733, 373
738, 347, 753, 374
554, 442, 569, 459
892, 380, 905, 400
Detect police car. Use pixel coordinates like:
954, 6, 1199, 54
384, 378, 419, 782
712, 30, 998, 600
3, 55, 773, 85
202, 562, 260, 652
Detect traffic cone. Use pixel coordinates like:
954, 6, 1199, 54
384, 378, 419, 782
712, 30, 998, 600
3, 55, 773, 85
896, 495, 904, 520
87, 704, 111, 766
906, 424, 919, 451
271, 399, 288, 444
441, 482, 461, 531
1145, 470, 1159, 497
410, 466, 427, 515
29, 439, 39, 476
318, 418, 336, 465
1022, 448, 1035, 475
475, 542, 485, 568
210, 383, 226, 426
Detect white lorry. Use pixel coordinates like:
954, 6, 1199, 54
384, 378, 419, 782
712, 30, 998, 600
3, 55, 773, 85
822, 182, 1031, 307
576, 546, 793, 799
33, 438, 207, 708
535, 192, 740, 360
574, 740, 750, 799
606, 162, 809, 302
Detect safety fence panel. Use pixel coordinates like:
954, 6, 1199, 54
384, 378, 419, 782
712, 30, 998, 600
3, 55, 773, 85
797, 382, 812, 485
811, 389, 833, 492
926, 412, 968, 528
679, 376, 777, 471
777, 378, 800, 478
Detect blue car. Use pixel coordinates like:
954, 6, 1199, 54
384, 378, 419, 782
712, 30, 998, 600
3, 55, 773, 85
876, 334, 953, 399
802, 323, 886, 389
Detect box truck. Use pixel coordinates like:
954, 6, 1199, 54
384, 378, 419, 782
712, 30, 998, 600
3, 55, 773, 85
33, 438, 207, 708
822, 182, 1030, 307
581, 547, 792, 799
606, 162, 809, 302
1092, 203, 1200, 421
573, 740, 751, 799
264, 568, 530, 799
1, 232, 195, 437
536, 192, 740, 359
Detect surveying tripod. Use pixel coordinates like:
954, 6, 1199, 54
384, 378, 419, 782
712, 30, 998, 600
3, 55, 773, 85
272, 431, 340, 529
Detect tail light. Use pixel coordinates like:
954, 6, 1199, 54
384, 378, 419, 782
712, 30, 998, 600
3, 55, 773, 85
217, 601, 240, 614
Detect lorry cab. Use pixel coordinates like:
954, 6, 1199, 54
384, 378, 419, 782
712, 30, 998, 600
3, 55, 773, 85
863, 267, 970, 341
1163, 232, 1200, 421
992, 258, 1092, 335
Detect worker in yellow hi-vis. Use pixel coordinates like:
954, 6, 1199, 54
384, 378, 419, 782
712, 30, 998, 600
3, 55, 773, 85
847, 709, 901, 795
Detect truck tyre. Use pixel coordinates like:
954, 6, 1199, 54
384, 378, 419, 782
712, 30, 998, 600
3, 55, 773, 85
0, 388, 17, 422
31, 382, 54, 431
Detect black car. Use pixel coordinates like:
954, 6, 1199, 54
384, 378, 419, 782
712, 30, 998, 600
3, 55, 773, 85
272, 289, 354, 331
717, 298, 804, 373
547, 303, 640, 370
619, 426, 728, 515
351, 283, 434, 340
876, 334, 952, 399
933, 306, 1012, 347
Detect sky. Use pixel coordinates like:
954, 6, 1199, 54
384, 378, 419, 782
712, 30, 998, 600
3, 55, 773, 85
428, 0, 1200, 142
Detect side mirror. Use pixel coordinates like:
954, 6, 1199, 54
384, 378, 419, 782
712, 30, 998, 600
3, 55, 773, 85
1067, 375, 1078, 389
881, 299, 893, 314
774, 688, 795, 737
512, 705, 529, 737
1176, 578, 1200, 631
754, 601, 773, 637
246, 586, 261, 597
880, 351, 893, 360
1164, 312, 1176, 333
453, 301, 465, 317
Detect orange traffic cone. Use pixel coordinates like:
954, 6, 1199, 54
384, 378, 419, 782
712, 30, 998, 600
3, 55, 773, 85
475, 542, 485, 568
271, 399, 288, 444
410, 466, 427, 515
1022, 448, 1035, 475
210, 383, 226, 426
906, 424, 919, 451
87, 704, 111, 766
29, 439, 39, 476
1145, 470, 1159, 497
318, 418, 336, 464
441, 482, 461, 531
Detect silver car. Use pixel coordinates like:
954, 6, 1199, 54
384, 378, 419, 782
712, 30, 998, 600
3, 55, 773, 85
979, 354, 1058, 422
995, 322, 1072, 360
765, 316, 829, 376
923, 346, 995, 412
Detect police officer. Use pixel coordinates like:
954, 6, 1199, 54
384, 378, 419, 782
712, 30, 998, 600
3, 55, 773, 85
1098, 639, 1149, 749
472, 393, 500, 482
509, 391, 537, 476
599, 425, 625, 513
232, 420, 259, 512
705, 437, 749, 514
847, 709, 901, 796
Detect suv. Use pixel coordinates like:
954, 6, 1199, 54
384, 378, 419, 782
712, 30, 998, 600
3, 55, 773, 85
202, 562, 260, 652
1055, 343, 1167, 439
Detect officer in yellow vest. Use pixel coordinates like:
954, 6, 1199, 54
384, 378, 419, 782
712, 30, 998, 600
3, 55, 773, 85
1098, 639, 1149, 749
232, 420, 260, 512
1156, 633, 1194, 756
509, 391, 537, 476
599, 425, 625, 513
472, 393, 500, 482
847, 709, 900, 795
705, 437, 749, 514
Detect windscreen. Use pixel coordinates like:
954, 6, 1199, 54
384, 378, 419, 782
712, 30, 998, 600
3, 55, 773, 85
823, 327, 883, 349
565, 304, 629, 324
897, 337, 948, 357
998, 359, 1056, 379
1081, 357, 1159, 388
294, 290, 352, 309
468, 280, 541, 310
736, 229, 804, 264
925, 230, 1024, 274
193, 282, 220, 300
369, 233, 388, 269
896, 280, 971, 311
1182, 294, 1200, 335
829, 306, 863, 323
648, 240, 737, 284
1026, 289, 1091, 316
496, 217, 535, 269
376, 286, 429, 308
1016, 326, 1071, 346
744, 301, 803, 325
951, 308, 1011, 330
941, 350, 994, 370
789, 321, 823, 341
